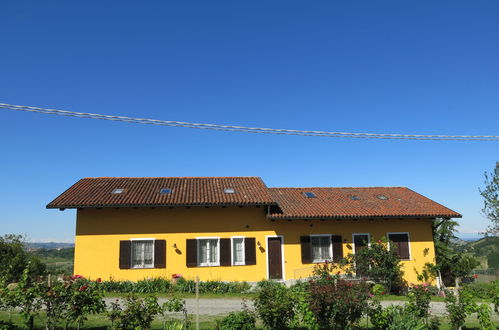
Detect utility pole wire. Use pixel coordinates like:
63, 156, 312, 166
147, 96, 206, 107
1, 102, 498, 141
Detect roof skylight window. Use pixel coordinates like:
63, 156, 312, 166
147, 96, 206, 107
160, 188, 172, 195
303, 192, 317, 198
224, 188, 235, 194
377, 195, 388, 200
350, 195, 361, 200
111, 188, 124, 194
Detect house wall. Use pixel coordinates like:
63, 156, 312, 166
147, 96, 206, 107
75, 206, 436, 284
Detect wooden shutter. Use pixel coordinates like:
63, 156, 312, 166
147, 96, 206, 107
244, 237, 256, 265
186, 239, 198, 267
331, 235, 343, 262
119, 240, 131, 269
220, 238, 231, 266
300, 236, 312, 264
389, 234, 410, 260
154, 240, 166, 268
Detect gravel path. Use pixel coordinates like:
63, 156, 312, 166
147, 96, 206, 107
104, 298, 459, 316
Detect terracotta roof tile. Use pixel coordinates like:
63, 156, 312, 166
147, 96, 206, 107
47, 177, 274, 208
268, 187, 461, 219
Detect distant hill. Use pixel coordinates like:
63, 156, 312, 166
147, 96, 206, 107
468, 237, 499, 269
26, 242, 74, 250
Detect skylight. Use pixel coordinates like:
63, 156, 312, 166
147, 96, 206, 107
377, 195, 388, 200
111, 188, 124, 194
224, 188, 235, 194
350, 195, 361, 200
160, 188, 172, 195
303, 192, 317, 198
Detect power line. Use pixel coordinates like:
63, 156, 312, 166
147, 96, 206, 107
1, 102, 498, 141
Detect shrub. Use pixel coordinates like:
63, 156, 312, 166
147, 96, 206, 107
253, 281, 296, 329
406, 283, 432, 320
289, 281, 317, 329
161, 296, 188, 329
308, 279, 370, 329
444, 287, 477, 330
386, 306, 427, 330
342, 238, 405, 293
216, 310, 256, 330
136, 278, 172, 293
107, 295, 161, 329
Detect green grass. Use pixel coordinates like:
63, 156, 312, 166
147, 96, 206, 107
1, 310, 498, 329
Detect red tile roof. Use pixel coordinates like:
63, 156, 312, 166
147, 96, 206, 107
46, 177, 275, 208
268, 187, 461, 219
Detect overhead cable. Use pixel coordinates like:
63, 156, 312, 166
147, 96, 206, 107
1, 102, 498, 141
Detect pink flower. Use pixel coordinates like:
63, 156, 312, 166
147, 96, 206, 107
381, 292, 385, 295
79, 285, 88, 291
96, 278, 102, 283
473, 274, 478, 279
377, 240, 382, 243
368, 293, 374, 298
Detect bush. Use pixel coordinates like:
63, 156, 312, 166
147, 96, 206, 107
308, 279, 370, 329
406, 283, 432, 320
386, 306, 427, 330
108, 295, 160, 329
342, 238, 405, 293
444, 287, 477, 330
253, 281, 296, 329
99, 278, 251, 294
216, 310, 256, 330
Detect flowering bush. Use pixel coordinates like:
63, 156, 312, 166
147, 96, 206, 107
406, 283, 432, 320
171, 273, 182, 279
308, 279, 370, 329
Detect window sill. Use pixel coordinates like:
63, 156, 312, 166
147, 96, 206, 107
197, 263, 220, 267
131, 266, 155, 269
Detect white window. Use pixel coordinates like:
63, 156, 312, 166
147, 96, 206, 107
198, 238, 220, 266
311, 235, 332, 262
131, 240, 154, 268
232, 237, 245, 265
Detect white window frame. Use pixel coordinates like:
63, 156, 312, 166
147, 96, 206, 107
352, 233, 371, 254
231, 236, 246, 266
130, 238, 155, 269
196, 237, 220, 267
310, 234, 333, 263
387, 232, 412, 261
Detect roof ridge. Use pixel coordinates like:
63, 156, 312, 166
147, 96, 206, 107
269, 186, 409, 189
82, 176, 263, 179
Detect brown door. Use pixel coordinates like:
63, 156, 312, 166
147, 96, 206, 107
268, 237, 283, 279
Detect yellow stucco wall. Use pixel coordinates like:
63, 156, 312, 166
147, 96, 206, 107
74, 206, 436, 284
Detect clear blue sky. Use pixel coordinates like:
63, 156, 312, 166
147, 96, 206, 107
1, 1, 498, 241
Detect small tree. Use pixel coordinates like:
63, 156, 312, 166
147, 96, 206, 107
343, 238, 405, 292
0, 234, 45, 283
480, 162, 499, 236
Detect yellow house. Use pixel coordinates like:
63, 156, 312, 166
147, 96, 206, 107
47, 177, 461, 284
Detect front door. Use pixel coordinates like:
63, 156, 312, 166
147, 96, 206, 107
268, 237, 283, 279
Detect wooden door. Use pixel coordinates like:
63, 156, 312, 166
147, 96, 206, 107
268, 237, 283, 279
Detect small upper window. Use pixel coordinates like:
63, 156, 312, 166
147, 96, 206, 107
303, 192, 317, 198
111, 188, 124, 194
377, 195, 388, 200
350, 195, 361, 200
160, 188, 172, 194
224, 188, 235, 194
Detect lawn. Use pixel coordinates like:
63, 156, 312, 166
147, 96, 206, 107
1, 311, 498, 329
